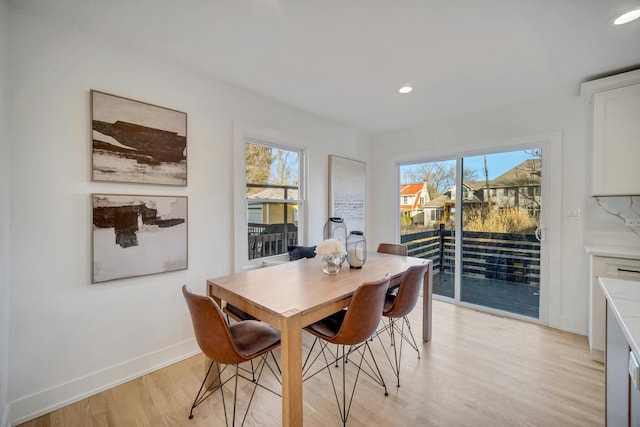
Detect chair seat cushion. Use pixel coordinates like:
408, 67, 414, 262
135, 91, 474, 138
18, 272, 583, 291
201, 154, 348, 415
383, 294, 396, 314
230, 320, 281, 358
305, 309, 346, 339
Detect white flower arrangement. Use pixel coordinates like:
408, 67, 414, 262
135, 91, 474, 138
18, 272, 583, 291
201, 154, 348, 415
315, 238, 346, 256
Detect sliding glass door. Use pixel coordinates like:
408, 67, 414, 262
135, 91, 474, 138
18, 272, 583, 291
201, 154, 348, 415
399, 147, 544, 320
459, 149, 542, 318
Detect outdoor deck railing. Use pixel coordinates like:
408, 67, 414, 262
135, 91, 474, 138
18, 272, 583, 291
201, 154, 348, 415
247, 225, 540, 285
248, 229, 298, 259
401, 229, 540, 286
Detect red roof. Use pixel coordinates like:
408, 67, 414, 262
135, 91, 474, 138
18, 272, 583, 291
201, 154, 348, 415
400, 183, 427, 212
400, 183, 424, 196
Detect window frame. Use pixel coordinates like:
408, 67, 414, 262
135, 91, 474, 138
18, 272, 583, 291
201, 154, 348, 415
394, 131, 562, 328
233, 120, 307, 272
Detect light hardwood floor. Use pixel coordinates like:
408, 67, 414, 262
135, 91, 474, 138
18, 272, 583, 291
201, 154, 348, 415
19, 300, 604, 426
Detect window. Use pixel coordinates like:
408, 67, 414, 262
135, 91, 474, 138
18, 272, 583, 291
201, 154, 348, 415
245, 140, 303, 260
233, 121, 306, 271
398, 135, 561, 326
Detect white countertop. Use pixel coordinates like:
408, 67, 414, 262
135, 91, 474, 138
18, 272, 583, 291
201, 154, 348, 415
600, 277, 640, 358
585, 244, 640, 260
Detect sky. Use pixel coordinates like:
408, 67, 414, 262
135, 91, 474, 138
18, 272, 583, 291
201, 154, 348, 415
401, 148, 538, 183
463, 149, 536, 181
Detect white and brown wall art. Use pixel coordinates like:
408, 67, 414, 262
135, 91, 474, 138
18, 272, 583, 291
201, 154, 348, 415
92, 194, 188, 283
91, 90, 187, 186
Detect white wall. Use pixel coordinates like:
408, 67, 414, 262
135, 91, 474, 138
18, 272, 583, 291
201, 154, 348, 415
7, 7, 367, 425
1, 1, 11, 426
369, 95, 594, 334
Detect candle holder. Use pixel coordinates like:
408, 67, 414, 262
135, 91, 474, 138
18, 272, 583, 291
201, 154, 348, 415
347, 231, 367, 268
324, 217, 348, 266
323, 217, 347, 248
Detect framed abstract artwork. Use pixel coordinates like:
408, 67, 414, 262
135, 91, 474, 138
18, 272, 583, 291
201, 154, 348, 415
91, 90, 187, 186
328, 155, 366, 234
92, 194, 188, 283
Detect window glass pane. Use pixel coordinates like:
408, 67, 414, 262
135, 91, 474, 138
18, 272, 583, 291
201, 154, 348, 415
246, 142, 299, 199
460, 149, 541, 319
400, 160, 457, 299
245, 141, 301, 260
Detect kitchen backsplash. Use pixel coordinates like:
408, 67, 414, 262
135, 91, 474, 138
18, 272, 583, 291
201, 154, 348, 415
585, 196, 640, 245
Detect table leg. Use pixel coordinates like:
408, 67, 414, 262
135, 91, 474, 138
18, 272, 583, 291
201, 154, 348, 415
423, 262, 433, 342
280, 310, 303, 427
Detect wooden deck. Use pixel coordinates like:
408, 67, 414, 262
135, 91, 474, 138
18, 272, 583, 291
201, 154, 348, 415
432, 271, 540, 318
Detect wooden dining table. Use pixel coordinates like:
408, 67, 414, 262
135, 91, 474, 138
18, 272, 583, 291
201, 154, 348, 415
206, 251, 433, 427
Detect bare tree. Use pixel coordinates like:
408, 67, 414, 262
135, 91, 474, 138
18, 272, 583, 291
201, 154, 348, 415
402, 162, 479, 199
272, 150, 298, 186
462, 167, 479, 185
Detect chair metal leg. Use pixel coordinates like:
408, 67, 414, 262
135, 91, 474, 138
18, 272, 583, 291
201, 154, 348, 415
307, 341, 388, 425
302, 337, 324, 380
348, 341, 388, 396
391, 319, 402, 387
189, 359, 216, 419
188, 354, 281, 427
249, 359, 256, 382
402, 315, 421, 359
376, 316, 421, 387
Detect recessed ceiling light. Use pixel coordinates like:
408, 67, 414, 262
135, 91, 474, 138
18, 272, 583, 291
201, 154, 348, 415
398, 85, 413, 94
614, 8, 640, 25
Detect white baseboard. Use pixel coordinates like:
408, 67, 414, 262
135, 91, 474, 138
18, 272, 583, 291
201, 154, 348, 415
590, 348, 605, 363
560, 314, 587, 336
9, 338, 199, 426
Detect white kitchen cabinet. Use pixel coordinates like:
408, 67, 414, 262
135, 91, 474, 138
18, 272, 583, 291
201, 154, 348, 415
586, 246, 640, 362
606, 299, 640, 427
606, 306, 631, 426
600, 278, 640, 426
581, 69, 640, 196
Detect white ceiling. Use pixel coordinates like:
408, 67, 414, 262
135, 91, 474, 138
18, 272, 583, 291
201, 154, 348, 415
10, 0, 640, 135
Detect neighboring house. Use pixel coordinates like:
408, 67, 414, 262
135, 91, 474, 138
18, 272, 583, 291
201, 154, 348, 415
422, 194, 452, 228
426, 183, 482, 228
477, 159, 542, 215
247, 186, 299, 233
450, 182, 483, 203
406, 159, 541, 228
400, 182, 429, 223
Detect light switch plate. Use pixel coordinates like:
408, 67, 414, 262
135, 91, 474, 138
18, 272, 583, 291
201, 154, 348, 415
564, 208, 582, 220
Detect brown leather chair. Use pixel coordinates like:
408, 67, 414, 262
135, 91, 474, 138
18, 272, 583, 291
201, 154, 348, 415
376, 263, 428, 387
182, 285, 281, 426
302, 275, 390, 426
376, 242, 408, 257
377, 243, 408, 291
